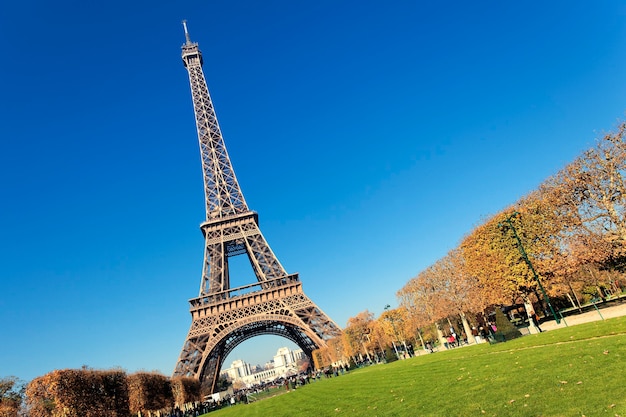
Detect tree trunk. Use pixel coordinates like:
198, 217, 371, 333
566, 293, 577, 311
568, 282, 583, 311
402, 340, 410, 358
362, 342, 371, 361
459, 312, 475, 344
391, 341, 400, 358
416, 328, 426, 354
587, 266, 606, 301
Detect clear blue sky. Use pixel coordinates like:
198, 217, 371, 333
1, 1, 626, 382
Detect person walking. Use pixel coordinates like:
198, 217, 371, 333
471, 326, 481, 343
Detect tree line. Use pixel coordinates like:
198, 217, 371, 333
1, 369, 200, 417
321, 122, 626, 362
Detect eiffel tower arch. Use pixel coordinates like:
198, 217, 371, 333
173, 22, 342, 393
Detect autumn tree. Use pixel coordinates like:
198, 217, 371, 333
398, 264, 452, 348
342, 310, 375, 361
399, 304, 438, 352
0, 377, 24, 417
575, 123, 626, 256
97, 370, 130, 417
379, 307, 413, 357
506, 192, 578, 321
128, 372, 172, 416
393, 306, 423, 352
25, 369, 129, 417
537, 170, 611, 305
326, 337, 345, 365
435, 249, 485, 343
24, 375, 54, 417
366, 318, 389, 360
537, 124, 626, 299
537, 124, 623, 296
311, 348, 330, 370
170, 377, 200, 408
461, 212, 526, 305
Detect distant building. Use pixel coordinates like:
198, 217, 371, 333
220, 346, 305, 386
221, 359, 252, 381
274, 346, 305, 367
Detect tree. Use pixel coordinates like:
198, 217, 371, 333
398, 263, 456, 348
530, 128, 626, 307
128, 372, 172, 416
326, 337, 345, 364
25, 369, 129, 417
311, 348, 330, 370
577, 124, 626, 254
435, 249, 486, 344
503, 195, 573, 318
384, 346, 398, 363
342, 311, 375, 361
543, 124, 626, 272
24, 374, 55, 417
212, 376, 231, 394
0, 376, 24, 417
461, 211, 532, 305
366, 319, 389, 360
98, 370, 130, 417
170, 377, 200, 408
379, 307, 414, 358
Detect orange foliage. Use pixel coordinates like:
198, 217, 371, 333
170, 377, 200, 407
342, 310, 375, 358
128, 372, 172, 414
25, 369, 128, 417
402, 122, 626, 319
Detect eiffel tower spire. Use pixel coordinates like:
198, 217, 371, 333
173, 22, 342, 393
181, 20, 248, 220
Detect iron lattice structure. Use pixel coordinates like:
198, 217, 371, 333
173, 22, 342, 393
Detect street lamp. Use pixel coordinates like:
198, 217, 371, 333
384, 304, 402, 358
499, 212, 562, 324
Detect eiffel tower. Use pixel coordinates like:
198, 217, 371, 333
173, 22, 342, 393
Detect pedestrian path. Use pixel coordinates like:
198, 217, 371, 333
540, 302, 626, 331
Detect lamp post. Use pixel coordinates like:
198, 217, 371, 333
384, 304, 402, 358
499, 212, 561, 324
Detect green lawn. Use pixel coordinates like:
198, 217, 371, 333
205, 316, 626, 416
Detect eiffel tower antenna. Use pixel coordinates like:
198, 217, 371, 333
182, 20, 192, 45
173, 22, 342, 393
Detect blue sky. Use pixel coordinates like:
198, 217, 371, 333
1, 1, 626, 381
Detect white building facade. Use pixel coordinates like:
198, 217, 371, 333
220, 346, 305, 386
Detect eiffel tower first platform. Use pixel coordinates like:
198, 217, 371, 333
172, 22, 342, 393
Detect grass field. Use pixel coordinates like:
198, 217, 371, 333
203, 316, 626, 417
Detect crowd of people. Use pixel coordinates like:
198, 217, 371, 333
168, 352, 451, 415
443, 320, 501, 348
